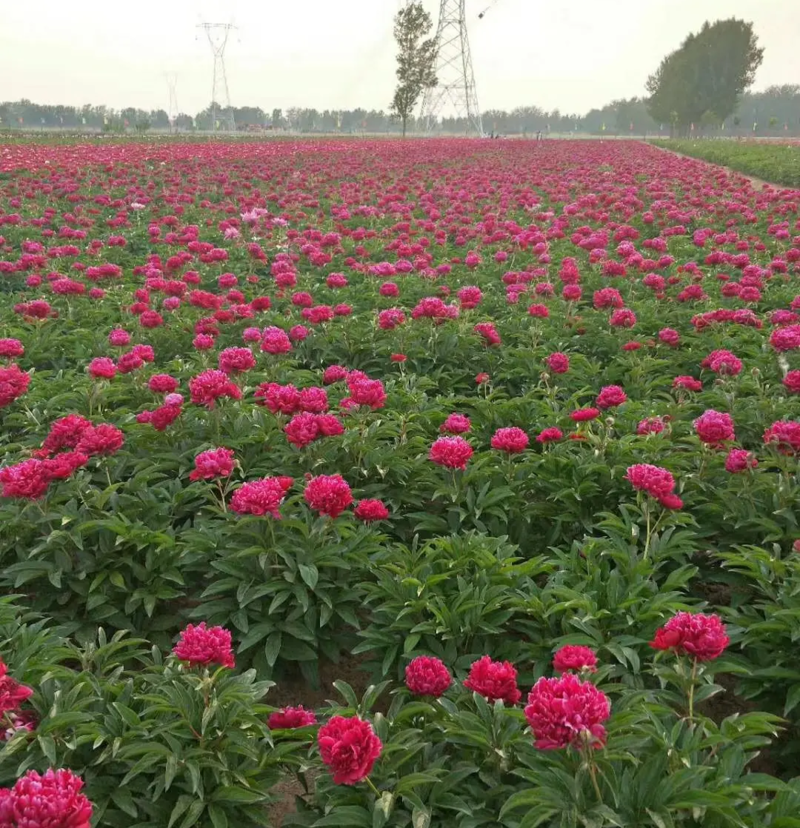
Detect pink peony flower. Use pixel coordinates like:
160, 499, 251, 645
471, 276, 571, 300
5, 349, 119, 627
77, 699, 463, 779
304, 474, 353, 519
172, 622, 235, 669
0, 769, 92, 828
524, 673, 610, 750
190, 448, 235, 482
230, 477, 293, 517
650, 612, 729, 661
405, 656, 452, 697
463, 655, 521, 705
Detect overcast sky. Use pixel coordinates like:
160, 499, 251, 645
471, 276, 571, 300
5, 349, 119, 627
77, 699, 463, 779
0, 0, 797, 116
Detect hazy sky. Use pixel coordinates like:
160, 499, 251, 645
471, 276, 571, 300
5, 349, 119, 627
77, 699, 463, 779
1, 0, 797, 116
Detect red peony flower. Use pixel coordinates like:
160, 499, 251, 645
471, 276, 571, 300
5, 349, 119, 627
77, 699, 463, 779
284, 412, 322, 448
230, 477, 293, 518
260, 326, 293, 355
524, 673, 610, 750
255, 382, 301, 415
268, 706, 317, 729
0, 364, 30, 409
770, 324, 800, 352
0, 339, 24, 359
546, 352, 569, 374
694, 410, 735, 446
323, 365, 349, 385
701, 349, 742, 376
475, 372, 490, 385
88, 357, 117, 380
650, 612, 729, 661
218, 346, 256, 375
347, 376, 386, 410
76, 423, 124, 457
528, 303, 550, 318
725, 448, 758, 473
673, 375, 702, 392
405, 656, 452, 697
189, 369, 242, 408
658, 328, 680, 347
463, 655, 521, 705
570, 407, 600, 422
304, 474, 353, 519
626, 463, 676, 500
429, 436, 473, 470
637, 416, 665, 435
474, 322, 501, 346
441, 413, 471, 434
764, 420, 800, 455
317, 716, 382, 785
42, 451, 89, 481
299, 387, 329, 413
108, 328, 131, 346
40, 415, 92, 455
190, 448, 235, 482
0, 768, 92, 828
553, 645, 598, 674
354, 499, 389, 522
783, 370, 800, 394
0, 459, 52, 500
491, 426, 529, 454
596, 385, 627, 409
147, 374, 179, 394
172, 622, 235, 668
610, 308, 636, 328
536, 427, 563, 443
0, 660, 34, 713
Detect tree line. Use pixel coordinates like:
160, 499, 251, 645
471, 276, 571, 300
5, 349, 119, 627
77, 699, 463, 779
3, 85, 799, 137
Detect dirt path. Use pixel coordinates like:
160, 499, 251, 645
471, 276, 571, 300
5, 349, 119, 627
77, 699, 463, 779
650, 143, 772, 191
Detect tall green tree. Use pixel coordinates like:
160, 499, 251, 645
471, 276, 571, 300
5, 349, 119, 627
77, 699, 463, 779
390, 2, 438, 137
647, 18, 763, 135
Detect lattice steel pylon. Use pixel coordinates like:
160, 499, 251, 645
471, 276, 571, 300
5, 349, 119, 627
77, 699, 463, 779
419, 0, 483, 135
165, 73, 180, 128
198, 23, 237, 132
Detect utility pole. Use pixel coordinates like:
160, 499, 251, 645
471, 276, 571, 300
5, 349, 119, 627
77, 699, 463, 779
165, 72, 180, 131
419, 0, 483, 135
197, 22, 237, 132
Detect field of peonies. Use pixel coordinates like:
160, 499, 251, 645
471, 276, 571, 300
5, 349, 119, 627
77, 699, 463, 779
2, 137, 800, 826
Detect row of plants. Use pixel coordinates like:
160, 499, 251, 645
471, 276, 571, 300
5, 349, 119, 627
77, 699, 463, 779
3, 592, 800, 828
651, 139, 800, 187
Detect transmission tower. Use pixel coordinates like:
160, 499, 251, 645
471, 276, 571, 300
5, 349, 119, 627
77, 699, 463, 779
420, 0, 483, 135
165, 73, 180, 128
198, 23, 237, 132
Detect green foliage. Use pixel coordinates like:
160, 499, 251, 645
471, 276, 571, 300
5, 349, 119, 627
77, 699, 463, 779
646, 19, 764, 132
390, 2, 438, 136
0, 598, 303, 827
650, 139, 800, 187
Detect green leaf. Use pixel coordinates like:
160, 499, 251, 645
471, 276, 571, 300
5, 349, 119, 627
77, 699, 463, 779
208, 804, 229, 828
168, 795, 194, 828
298, 563, 319, 589
211, 786, 266, 804
313, 806, 372, 827
179, 799, 206, 828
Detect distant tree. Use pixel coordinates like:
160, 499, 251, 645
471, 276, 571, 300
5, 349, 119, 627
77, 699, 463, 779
647, 19, 763, 135
271, 108, 283, 129
390, 2, 438, 137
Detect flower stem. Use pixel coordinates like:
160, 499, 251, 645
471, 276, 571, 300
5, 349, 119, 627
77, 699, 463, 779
584, 748, 603, 803
687, 659, 698, 721
364, 776, 381, 798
